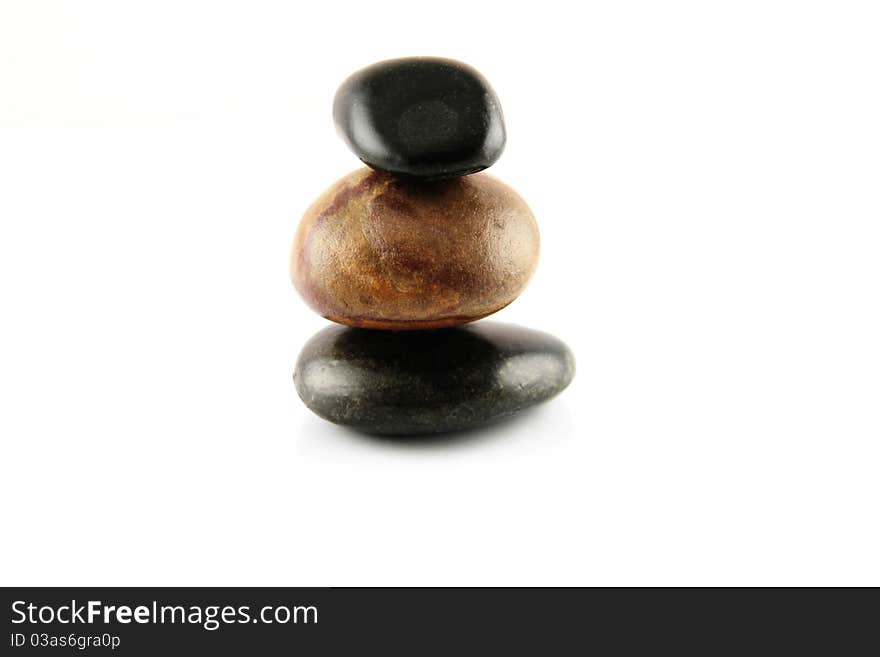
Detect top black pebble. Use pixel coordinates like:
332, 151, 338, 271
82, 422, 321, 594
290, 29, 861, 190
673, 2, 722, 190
333, 57, 506, 180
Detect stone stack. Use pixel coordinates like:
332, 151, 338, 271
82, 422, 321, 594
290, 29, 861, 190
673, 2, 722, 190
291, 57, 574, 435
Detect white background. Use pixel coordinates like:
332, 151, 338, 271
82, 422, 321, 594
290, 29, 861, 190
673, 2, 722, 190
1, 1, 879, 586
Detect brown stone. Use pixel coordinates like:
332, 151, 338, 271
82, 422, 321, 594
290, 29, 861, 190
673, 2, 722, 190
291, 168, 539, 329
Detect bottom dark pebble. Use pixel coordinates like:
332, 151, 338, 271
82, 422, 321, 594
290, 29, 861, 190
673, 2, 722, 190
294, 321, 575, 436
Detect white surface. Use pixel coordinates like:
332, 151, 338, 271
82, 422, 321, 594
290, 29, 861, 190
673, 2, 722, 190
1, 1, 879, 586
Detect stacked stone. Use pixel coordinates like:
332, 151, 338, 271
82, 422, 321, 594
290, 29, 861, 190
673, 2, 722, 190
291, 57, 575, 435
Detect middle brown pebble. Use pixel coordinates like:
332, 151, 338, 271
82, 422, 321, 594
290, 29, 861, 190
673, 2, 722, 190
291, 167, 539, 330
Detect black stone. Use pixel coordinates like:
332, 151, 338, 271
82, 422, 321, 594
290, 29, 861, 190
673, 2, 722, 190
333, 57, 506, 180
294, 322, 574, 436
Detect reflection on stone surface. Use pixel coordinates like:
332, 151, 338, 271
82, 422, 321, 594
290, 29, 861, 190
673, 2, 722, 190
294, 322, 575, 436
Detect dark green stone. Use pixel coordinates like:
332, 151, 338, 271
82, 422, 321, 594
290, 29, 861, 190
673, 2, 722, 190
294, 322, 575, 436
